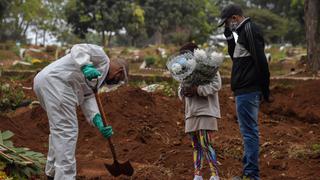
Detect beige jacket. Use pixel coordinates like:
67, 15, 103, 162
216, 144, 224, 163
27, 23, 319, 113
179, 72, 222, 119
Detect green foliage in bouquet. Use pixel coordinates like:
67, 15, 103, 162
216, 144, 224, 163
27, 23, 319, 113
0, 130, 46, 180
183, 62, 219, 86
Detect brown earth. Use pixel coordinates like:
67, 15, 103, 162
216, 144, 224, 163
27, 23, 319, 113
0, 80, 320, 179
264, 80, 320, 124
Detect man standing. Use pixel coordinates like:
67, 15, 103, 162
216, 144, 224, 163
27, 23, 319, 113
218, 4, 270, 180
33, 44, 128, 180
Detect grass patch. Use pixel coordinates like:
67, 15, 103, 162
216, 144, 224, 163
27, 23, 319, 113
266, 46, 286, 62
311, 143, 320, 155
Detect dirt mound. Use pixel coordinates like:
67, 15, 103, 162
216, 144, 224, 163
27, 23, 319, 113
262, 80, 320, 123
1, 84, 320, 179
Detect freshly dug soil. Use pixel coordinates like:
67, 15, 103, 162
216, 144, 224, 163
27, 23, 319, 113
263, 80, 320, 124
1, 80, 320, 179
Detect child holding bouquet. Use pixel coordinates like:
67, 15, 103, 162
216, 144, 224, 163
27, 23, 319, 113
177, 43, 222, 180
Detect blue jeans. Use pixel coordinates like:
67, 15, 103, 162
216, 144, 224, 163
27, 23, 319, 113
235, 91, 261, 180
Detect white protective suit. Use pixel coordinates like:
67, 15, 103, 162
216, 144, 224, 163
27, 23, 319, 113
33, 44, 109, 180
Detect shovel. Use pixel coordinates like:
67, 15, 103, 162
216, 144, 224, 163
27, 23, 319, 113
92, 82, 134, 177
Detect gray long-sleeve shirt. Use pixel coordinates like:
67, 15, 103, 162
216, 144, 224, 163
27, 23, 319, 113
179, 72, 222, 119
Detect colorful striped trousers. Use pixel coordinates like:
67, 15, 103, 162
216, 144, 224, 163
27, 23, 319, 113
189, 130, 219, 176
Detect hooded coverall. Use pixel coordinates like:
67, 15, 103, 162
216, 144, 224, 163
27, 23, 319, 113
33, 44, 109, 180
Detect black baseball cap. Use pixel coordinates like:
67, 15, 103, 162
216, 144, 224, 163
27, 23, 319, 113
217, 4, 243, 27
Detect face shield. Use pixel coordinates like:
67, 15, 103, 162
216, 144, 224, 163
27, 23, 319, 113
105, 64, 128, 84
103, 62, 129, 91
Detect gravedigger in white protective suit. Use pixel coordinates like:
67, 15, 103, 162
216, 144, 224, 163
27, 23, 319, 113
33, 44, 128, 180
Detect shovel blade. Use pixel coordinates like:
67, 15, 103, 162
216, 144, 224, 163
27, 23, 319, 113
104, 160, 134, 177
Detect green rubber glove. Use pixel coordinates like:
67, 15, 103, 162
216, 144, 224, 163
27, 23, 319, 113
93, 114, 113, 139
81, 64, 101, 81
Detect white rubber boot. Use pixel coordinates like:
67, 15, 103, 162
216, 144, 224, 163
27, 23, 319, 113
193, 175, 203, 180
210, 176, 220, 180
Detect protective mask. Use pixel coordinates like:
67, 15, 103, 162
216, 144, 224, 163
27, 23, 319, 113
229, 21, 238, 31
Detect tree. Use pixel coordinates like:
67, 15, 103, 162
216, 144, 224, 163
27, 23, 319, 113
66, 0, 132, 47
188, 0, 219, 43
304, 0, 320, 73
285, 0, 305, 44
246, 8, 288, 43
0, 0, 45, 42
251, 0, 305, 45
141, 0, 219, 44
0, 0, 10, 19
122, 3, 147, 46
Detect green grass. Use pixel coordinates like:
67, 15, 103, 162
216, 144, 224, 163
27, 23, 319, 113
311, 144, 320, 154
266, 46, 287, 62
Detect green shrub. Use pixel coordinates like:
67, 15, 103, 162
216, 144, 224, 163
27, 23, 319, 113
0, 83, 25, 111
144, 56, 157, 67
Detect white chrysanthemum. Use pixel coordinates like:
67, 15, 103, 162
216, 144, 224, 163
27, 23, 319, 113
186, 58, 196, 67
171, 63, 182, 74
194, 49, 207, 60
167, 48, 223, 85
209, 51, 224, 65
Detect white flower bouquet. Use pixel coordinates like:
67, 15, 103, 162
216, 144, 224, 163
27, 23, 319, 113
166, 48, 224, 86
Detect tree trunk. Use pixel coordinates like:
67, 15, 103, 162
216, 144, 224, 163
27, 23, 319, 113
22, 21, 30, 38
154, 30, 162, 45
43, 30, 46, 46
101, 31, 106, 47
107, 32, 112, 48
305, 0, 320, 74
35, 30, 38, 46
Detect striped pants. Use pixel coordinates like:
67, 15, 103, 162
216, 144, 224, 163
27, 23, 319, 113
189, 130, 219, 176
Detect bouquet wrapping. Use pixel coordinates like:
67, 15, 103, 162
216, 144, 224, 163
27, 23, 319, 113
167, 48, 224, 86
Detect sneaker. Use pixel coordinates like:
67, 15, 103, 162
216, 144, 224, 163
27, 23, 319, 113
193, 175, 203, 180
210, 176, 220, 180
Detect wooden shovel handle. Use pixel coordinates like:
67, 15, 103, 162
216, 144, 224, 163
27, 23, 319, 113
95, 93, 109, 126
94, 92, 118, 161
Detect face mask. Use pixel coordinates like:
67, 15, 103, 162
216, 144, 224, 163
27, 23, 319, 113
229, 21, 238, 31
